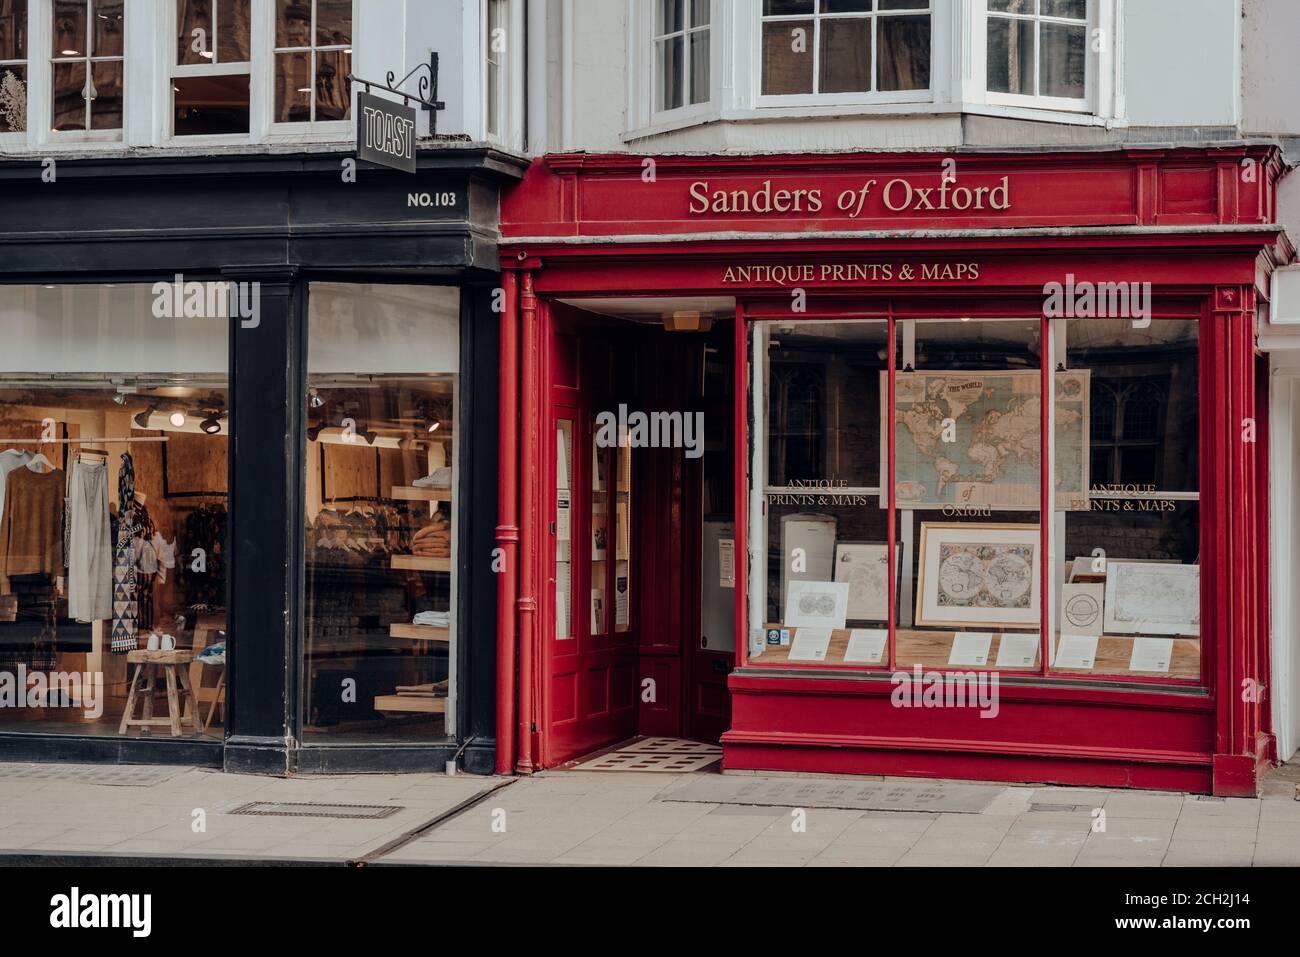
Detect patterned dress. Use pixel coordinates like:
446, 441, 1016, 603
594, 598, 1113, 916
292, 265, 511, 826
110, 452, 138, 653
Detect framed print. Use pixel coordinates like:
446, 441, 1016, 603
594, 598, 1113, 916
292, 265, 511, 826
783, 580, 850, 630
1103, 561, 1200, 636
1060, 582, 1104, 636
833, 542, 900, 622
915, 522, 1041, 629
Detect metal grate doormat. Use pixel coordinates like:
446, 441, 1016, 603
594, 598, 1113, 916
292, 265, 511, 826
228, 801, 403, 820
662, 776, 1004, 814
0, 763, 184, 786
572, 737, 723, 773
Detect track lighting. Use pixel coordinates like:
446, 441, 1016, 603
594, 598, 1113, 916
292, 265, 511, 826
133, 404, 158, 429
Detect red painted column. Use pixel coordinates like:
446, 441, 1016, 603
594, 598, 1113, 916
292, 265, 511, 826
495, 269, 519, 775
1211, 284, 1267, 796
516, 268, 540, 772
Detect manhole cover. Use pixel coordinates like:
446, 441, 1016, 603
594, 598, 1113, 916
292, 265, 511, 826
0, 763, 184, 786
228, 802, 402, 820
662, 776, 1003, 813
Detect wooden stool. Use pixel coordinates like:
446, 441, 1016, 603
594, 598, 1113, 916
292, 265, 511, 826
118, 649, 200, 737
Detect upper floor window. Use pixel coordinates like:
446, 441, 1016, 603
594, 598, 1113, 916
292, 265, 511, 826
273, 0, 351, 124
0, 0, 27, 132
173, 0, 251, 136
760, 0, 931, 98
484, 0, 507, 138
654, 0, 709, 112
52, 0, 123, 132
986, 0, 1087, 103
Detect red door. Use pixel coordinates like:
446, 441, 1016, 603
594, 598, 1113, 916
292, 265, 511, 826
542, 323, 637, 765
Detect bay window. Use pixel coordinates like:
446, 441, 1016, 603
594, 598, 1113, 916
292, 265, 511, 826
986, 0, 1088, 106
0, 0, 26, 133
173, 0, 251, 136
51, 0, 123, 132
654, 0, 710, 113
272, 0, 351, 125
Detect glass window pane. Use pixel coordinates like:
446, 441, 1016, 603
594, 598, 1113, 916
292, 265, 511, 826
764, 0, 814, 14
556, 419, 573, 639
656, 34, 682, 111
878, 0, 928, 9
689, 28, 709, 104
0, 0, 26, 60
173, 73, 250, 134
176, 0, 213, 65
819, 17, 871, 93
762, 19, 813, 95
274, 50, 311, 122
591, 439, 608, 636
0, 65, 26, 132
53, 0, 85, 57
316, 48, 349, 120
92, 0, 124, 57
824, 0, 872, 12
1042, 0, 1085, 19
51, 59, 85, 131
987, 15, 1034, 95
877, 13, 930, 91
316, 0, 351, 46
304, 283, 460, 742
613, 442, 631, 633
0, 283, 230, 739
275, 0, 310, 48
89, 59, 122, 129
690, 0, 709, 28
657, 0, 683, 35
1040, 20, 1085, 98
217, 0, 251, 63
989, 0, 1035, 12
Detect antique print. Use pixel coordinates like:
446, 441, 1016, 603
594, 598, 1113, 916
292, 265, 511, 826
1060, 582, 1104, 637
833, 542, 897, 622
1103, 562, 1200, 636
916, 523, 1041, 628
783, 580, 850, 630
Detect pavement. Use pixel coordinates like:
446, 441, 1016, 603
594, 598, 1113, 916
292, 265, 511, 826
1, 761, 1297, 867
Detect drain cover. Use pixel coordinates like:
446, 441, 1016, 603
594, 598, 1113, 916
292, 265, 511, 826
663, 776, 1002, 814
0, 763, 183, 786
228, 801, 402, 820
1029, 804, 1087, 812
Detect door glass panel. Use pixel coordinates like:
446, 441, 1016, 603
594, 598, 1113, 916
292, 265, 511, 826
614, 442, 632, 633
555, 419, 573, 640
590, 433, 608, 636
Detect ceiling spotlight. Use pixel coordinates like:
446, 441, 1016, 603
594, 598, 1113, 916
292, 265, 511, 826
133, 404, 159, 429
112, 394, 126, 405
427, 421, 440, 433
308, 388, 325, 409
200, 415, 223, 435
169, 411, 186, 427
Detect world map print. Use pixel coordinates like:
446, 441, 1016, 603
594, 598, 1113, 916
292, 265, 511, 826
881, 370, 1090, 510
936, 542, 1035, 611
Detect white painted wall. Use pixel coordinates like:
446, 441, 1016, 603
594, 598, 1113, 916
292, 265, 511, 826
1242, 0, 1300, 136
1122, 0, 1240, 128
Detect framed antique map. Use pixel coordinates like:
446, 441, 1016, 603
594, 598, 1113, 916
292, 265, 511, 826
833, 542, 901, 622
783, 580, 850, 630
1103, 561, 1200, 636
916, 522, 1041, 628
879, 369, 1090, 511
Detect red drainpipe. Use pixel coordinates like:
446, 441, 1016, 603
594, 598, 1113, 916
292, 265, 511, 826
516, 267, 539, 772
494, 269, 519, 775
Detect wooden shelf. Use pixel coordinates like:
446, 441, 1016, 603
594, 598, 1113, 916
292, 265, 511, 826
390, 554, 450, 572
391, 485, 452, 502
388, 622, 450, 642
373, 694, 447, 714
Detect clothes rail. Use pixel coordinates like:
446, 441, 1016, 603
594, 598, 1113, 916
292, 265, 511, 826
0, 436, 170, 443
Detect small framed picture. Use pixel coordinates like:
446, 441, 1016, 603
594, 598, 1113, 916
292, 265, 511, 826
915, 522, 1040, 629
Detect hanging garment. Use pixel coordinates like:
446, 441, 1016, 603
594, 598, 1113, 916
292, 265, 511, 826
0, 448, 33, 522
68, 458, 113, 622
0, 466, 65, 594
110, 452, 138, 653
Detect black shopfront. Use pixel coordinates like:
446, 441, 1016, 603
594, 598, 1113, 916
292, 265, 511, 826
0, 146, 523, 774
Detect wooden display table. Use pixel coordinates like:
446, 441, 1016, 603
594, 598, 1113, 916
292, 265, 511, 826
118, 649, 202, 737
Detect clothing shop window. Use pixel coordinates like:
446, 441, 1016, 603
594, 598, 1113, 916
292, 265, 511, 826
173, 0, 251, 135
746, 314, 1202, 686
303, 283, 460, 743
760, 0, 931, 98
0, 283, 230, 738
654, 0, 709, 113
51, 0, 123, 132
0, 0, 27, 133
986, 0, 1088, 107
272, 0, 351, 125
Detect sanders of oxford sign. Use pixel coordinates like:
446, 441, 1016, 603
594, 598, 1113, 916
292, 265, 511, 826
688, 176, 1011, 218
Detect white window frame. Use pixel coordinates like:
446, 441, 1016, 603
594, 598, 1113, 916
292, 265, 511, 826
651, 0, 712, 118
165, 0, 257, 145
481, 0, 524, 148
627, 0, 718, 135
980, 0, 1093, 114
0, 0, 30, 146
753, 0, 936, 109
49, 0, 126, 138
268, 0, 352, 135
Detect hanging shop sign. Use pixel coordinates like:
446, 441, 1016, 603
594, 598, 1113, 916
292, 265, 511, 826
356, 91, 417, 173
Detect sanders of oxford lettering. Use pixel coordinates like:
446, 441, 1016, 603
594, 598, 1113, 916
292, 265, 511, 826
688, 176, 1010, 217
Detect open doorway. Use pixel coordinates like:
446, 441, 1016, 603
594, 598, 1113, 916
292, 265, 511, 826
539, 298, 735, 768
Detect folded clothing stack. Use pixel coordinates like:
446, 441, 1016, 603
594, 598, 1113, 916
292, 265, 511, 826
411, 512, 451, 557
413, 610, 450, 628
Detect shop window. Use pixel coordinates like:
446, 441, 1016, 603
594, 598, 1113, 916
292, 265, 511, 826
746, 314, 1202, 687
173, 0, 251, 136
986, 0, 1088, 106
654, 0, 710, 113
303, 283, 459, 743
51, 0, 123, 132
272, 0, 351, 125
0, 0, 26, 133
760, 0, 931, 98
0, 283, 230, 738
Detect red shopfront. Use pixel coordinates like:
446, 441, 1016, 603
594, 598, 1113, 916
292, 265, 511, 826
494, 146, 1289, 795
